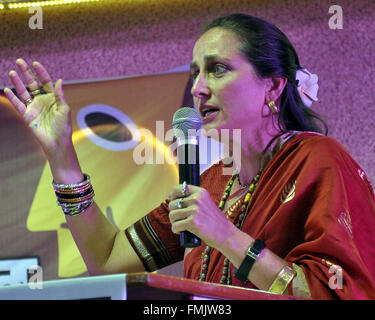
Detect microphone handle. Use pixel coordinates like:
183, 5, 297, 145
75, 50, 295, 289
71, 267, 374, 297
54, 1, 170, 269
178, 143, 202, 248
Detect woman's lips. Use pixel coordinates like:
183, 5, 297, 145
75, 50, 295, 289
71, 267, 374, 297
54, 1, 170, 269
199, 105, 220, 124
202, 109, 219, 124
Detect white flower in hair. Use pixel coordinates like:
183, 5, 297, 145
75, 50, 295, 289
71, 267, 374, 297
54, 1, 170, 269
295, 68, 319, 107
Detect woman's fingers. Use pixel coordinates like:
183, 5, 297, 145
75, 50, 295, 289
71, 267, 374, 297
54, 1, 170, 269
168, 195, 199, 222
10, 59, 61, 108
16, 59, 54, 94
169, 196, 193, 211
3, 87, 26, 116
32, 61, 54, 93
16, 59, 40, 92
168, 183, 202, 201
169, 202, 197, 234
9, 70, 32, 105
54, 79, 67, 106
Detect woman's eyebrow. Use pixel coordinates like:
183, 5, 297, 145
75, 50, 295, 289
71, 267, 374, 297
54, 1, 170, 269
190, 54, 231, 72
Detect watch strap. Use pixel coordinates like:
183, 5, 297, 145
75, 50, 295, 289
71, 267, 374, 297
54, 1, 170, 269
234, 239, 266, 283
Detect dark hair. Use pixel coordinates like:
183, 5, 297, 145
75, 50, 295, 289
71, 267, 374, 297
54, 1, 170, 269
201, 13, 328, 136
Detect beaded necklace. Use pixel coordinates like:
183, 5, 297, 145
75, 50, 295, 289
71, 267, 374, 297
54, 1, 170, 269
198, 168, 263, 285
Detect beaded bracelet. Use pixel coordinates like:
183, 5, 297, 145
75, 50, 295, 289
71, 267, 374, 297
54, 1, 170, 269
268, 265, 297, 295
53, 174, 95, 216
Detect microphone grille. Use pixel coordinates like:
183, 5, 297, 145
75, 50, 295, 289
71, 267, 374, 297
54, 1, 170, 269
172, 107, 203, 137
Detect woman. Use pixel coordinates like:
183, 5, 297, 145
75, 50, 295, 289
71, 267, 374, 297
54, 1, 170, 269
4, 14, 375, 299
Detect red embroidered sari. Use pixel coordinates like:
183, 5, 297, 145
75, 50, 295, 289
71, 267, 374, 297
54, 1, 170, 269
125, 132, 375, 299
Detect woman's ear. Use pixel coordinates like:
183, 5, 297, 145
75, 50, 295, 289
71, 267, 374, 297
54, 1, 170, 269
266, 77, 288, 103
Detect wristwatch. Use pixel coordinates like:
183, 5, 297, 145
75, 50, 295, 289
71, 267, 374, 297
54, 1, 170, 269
234, 239, 266, 283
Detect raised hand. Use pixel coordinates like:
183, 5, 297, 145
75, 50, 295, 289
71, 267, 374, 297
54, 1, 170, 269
4, 59, 73, 158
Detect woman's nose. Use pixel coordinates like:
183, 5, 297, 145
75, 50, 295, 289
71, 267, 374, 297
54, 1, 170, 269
191, 74, 210, 99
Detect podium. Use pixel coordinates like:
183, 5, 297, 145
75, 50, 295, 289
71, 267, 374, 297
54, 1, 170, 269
127, 273, 299, 300
0, 272, 300, 300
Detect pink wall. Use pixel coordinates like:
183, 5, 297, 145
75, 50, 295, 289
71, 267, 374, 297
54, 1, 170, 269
1, 0, 374, 184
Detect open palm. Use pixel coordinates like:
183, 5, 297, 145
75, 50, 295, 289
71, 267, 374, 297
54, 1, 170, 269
4, 59, 72, 157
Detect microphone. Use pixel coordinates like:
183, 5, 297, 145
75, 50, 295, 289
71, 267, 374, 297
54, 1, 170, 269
172, 107, 203, 248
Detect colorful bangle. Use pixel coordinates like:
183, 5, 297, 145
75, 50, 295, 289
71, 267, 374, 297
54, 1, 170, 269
268, 265, 297, 295
56, 192, 95, 204
55, 187, 94, 199
52, 173, 91, 190
53, 173, 95, 216
57, 198, 94, 216
234, 239, 266, 283
54, 184, 92, 195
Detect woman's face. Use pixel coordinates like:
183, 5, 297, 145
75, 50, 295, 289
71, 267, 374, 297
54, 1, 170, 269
190, 27, 269, 136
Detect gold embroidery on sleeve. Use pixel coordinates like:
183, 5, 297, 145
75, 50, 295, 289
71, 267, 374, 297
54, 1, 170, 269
337, 210, 353, 238
128, 225, 158, 271
280, 180, 296, 204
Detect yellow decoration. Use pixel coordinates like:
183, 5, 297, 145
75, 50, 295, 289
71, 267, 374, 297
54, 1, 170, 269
5, 0, 101, 9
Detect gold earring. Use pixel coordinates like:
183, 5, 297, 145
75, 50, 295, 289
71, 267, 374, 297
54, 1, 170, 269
268, 101, 278, 114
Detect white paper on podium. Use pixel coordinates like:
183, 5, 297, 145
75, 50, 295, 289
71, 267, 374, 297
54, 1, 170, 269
0, 273, 127, 300
0, 257, 39, 286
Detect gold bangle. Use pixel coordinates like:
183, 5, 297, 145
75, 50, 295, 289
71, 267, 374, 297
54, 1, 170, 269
57, 191, 95, 203
54, 184, 92, 194
52, 173, 91, 190
268, 265, 297, 295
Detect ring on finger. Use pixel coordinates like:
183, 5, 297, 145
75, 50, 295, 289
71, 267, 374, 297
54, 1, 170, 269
24, 97, 33, 105
176, 198, 184, 209
181, 181, 188, 197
